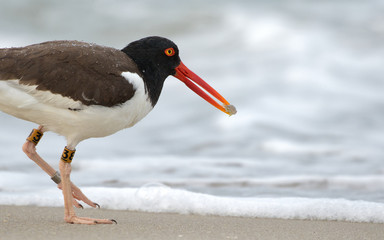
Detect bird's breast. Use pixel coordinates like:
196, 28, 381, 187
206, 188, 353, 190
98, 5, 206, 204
58, 71, 154, 141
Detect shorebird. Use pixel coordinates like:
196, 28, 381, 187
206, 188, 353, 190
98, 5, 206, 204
0, 36, 236, 224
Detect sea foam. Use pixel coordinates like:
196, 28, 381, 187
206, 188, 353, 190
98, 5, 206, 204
1, 185, 384, 223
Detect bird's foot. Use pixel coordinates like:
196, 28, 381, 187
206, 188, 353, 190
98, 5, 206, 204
57, 181, 99, 209
65, 215, 117, 225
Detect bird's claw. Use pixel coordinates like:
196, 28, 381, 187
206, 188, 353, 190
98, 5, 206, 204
111, 219, 118, 224
93, 219, 117, 224
58, 181, 99, 208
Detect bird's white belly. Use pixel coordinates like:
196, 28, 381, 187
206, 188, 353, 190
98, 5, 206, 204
0, 74, 153, 145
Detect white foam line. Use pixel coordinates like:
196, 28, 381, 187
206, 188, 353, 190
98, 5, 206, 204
1, 186, 384, 223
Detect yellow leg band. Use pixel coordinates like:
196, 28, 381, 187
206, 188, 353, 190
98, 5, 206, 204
61, 146, 76, 163
26, 129, 44, 145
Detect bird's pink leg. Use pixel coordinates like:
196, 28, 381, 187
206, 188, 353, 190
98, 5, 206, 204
22, 126, 98, 209
59, 147, 115, 224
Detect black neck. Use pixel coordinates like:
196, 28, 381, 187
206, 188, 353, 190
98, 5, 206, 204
121, 50, 167, 107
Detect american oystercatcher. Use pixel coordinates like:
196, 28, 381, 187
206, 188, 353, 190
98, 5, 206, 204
0, 36, 236, 224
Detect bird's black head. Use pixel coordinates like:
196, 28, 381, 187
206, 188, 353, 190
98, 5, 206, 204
122, 36, 236, 115
122, 36, 181, 106
122, 36, 181, 79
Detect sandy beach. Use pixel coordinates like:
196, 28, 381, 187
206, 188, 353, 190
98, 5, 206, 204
0, 205, 383, 240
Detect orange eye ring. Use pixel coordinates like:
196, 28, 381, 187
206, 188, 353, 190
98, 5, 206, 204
164, 48, 175, 56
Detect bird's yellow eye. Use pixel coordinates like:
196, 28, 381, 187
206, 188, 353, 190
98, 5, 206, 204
164, 48, 175, 56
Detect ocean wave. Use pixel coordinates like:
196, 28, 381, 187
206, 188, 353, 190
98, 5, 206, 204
1, 0, 384, 205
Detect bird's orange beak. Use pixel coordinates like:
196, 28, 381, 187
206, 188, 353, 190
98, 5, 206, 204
174, 61, 237, 116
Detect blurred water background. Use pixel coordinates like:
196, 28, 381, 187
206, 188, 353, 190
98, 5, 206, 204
1, 0, 384, 205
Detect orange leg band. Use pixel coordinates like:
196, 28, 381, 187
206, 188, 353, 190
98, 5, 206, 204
26, 129, 44, 145
61, 146, 76, 163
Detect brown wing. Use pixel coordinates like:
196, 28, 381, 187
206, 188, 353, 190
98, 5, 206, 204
0, 41, 140, 107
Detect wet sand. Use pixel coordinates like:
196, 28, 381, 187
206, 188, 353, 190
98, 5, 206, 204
1, 205, 383, 240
